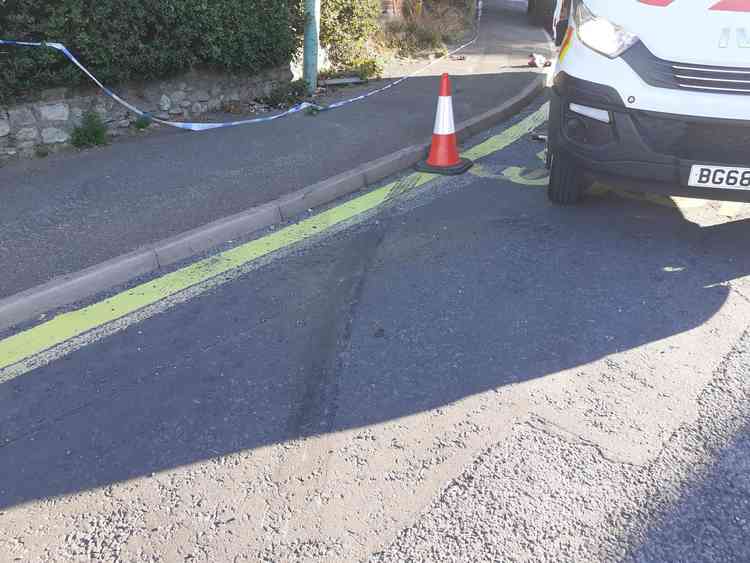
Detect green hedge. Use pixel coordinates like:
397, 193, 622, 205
0, 0, 382, 104
0, 0, 300, 103
320, 0, 381, 68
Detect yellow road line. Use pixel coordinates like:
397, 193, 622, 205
501, 166, 549, 187
469, 163, 505, 180
462, 104, 548, 161
0, 103, 549, 378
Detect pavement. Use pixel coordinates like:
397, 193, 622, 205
3, 97, 750, 562
0, 0, 551, 302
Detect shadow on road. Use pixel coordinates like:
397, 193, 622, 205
624, 417, 750, 562
2, 173, 750, 510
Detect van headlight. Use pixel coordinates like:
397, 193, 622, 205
574, 1, 638, 59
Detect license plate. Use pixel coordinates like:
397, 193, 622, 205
689, 165, 750, 190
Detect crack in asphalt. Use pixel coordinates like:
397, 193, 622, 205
525, 415, 642, 468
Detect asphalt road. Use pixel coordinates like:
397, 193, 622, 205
3, 99, 750, 562
0, 0, 550, 300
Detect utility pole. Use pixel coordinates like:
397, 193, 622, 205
303, 0, 321, 95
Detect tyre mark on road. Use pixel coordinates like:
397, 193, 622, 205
0, 105, 550, 381
288, 228, 386, 438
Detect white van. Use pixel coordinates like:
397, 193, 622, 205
547, 0, 750, 204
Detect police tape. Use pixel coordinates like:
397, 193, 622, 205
0, 2, 482, 132
0, 40, 317, 131
318, 1, 482, 113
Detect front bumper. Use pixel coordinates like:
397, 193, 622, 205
550, 72, 750, 202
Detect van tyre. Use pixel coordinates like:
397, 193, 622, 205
548, 152, 585, 205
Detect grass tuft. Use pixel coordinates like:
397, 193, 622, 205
71, 112, 107, 148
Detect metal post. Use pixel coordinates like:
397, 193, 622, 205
303, 0, 321, 96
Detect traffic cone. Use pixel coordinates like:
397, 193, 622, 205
416, 73, 473, 175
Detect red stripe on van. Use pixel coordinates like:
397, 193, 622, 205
711, 0, 750, 11
639, 0, 750, 10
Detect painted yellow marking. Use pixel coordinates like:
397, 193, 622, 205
469, 163, 505, 180
472, 163, 550, 188
591, 183, 710, 211
0, 176, 431, 375
462, 103, 549, 162
472, 148, 550, 187
469, 145, 548, 183
0, 104, 550, 378
630, 192, 677, 208
467, 110, 549, 185
501, 166, 549, 187
589, 183, 674, 207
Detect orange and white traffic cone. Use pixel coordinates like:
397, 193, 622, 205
416, 73, 473, 175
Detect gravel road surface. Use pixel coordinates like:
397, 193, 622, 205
3, 100, 750, 562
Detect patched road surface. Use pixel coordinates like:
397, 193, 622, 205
2, 100, 750, 562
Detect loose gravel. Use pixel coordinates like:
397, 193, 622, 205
370, 331, 750, 563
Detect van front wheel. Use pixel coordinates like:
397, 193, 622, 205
548, 152, 586, 205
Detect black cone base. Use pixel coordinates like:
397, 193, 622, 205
416, 158, 473, 176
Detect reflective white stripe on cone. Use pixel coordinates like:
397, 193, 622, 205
433, 97, 456, 135
417, 73, 473, 175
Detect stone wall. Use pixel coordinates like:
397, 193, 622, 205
0, 65, 292, 162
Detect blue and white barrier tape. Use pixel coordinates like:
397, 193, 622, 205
0, 40, 316, 131
0, 3, 481, 132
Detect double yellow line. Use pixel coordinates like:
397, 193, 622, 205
0, 104, 549, 380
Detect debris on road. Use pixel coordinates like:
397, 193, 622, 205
528, 53, 552, 68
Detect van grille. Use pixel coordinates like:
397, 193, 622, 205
622, 42, 750, 96
672, 63, 750, 95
